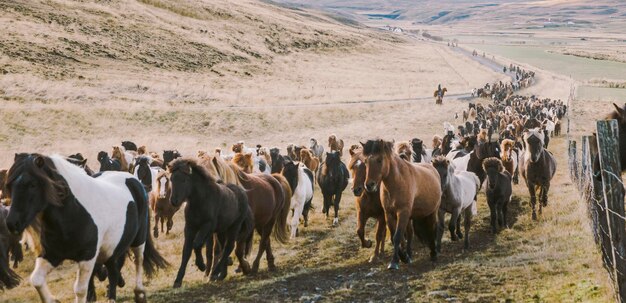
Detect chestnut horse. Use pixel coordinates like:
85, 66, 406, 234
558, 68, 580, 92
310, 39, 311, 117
300, 149, 319, 172
349, 149, 386, 263
150, 171, 180, 238
231, 165, 291, 273
363, 139, 441, 269
328, 134, 344, 156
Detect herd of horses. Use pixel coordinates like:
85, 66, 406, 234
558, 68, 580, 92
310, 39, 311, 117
2, 86, 625, 302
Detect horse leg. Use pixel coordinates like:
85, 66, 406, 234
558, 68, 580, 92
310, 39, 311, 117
488, 197, 497, 233
167, 215, 174, 235
86, 269, 97, 302
541, 182, 550, 207
74, 259, 96, 303
211, 232, 237, 281
251, 226, 268, 274
415, 214, 438, 262
455, 214, 463, 240
30, 258, 59, 303
371, 217, 386, 263
356, 210, 372, 248
463, 208, 472, 250
234, 234, 251, 275
322, 193, 331, 218
384, 212, 400, 270
153, 214, 160, 238
400, 221, 413, 264
435, 208, 446, 253
174, 227, 197, 288
290, 200, 304, 238
528, 182, 538, 220
449, 210, 460, 241
502, 200, 509, 229
204, 235, 215, 277
333, 192, 342, 226
104, 258, 120, 301
266, 236, 277, 272
131, 245, 146, 303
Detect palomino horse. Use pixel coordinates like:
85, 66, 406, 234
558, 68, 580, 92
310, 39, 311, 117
317, 152, 349, 226
349, 149, 386, 263
229, 164, 291, 273
483, 157, 512, 233
362, 140, 441, 269
5, 154, 168, 302
198, 153, 240, 186
434, 87, 447, 105
431, 156, 479, 251
169, 158, 253, 287
282, 161, 314, 237
150, 171, 180, 238
520, 129, 556, 220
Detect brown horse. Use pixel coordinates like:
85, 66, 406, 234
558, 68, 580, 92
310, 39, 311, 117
520, 129, 557, 220
150, 171, 180, 238
231, 165, 291, 273
349, 149, 386, 263
395, 141, 413, 162
111, 146, 129, 171
362, 139, 441, 269
300, 149, 319, 172
328, 134, 344, 156
232, 153, 255, 174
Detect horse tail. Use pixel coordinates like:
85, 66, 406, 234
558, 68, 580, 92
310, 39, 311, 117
271, 174, 292, 244
472, 173, 480, 216
126, 178, 170, 278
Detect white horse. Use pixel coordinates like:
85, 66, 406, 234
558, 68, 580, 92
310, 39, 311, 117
431, 156, 480, 250
282, 162, 314, 238
451, 151, 473, 172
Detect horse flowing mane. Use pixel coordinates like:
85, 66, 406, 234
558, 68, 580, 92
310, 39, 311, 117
362, 139, 394, 156
482, 157, 505, 172
500, 139, 515, 161
169, 158, 218, 183
6, 154, 70, 207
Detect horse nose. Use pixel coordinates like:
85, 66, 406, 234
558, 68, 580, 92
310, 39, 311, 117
353, 186, 364, 196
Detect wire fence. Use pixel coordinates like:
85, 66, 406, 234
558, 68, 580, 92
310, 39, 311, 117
568, 115, 626, 301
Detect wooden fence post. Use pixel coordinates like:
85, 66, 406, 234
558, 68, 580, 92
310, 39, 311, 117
581, 136, 593, 196
569, 140, 578, 185
596, 119, 626, 302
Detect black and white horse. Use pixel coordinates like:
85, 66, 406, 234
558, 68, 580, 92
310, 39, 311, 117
4, 153, 168, 302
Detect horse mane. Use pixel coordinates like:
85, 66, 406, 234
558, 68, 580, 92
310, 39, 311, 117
348, 144, 361, 156
138, 146, 147, 155
6, 154, 69, 207
300, 148, 313, 161
112, 146, 128, 170
362, 139, 394, 156
478, 129, 488, 143
500, 139, 515, 161
482, 157, 504, 172
169, 158, 217, 183
232, 153, 254, 173
348, 150, 365, 170
395, 141, 413, 161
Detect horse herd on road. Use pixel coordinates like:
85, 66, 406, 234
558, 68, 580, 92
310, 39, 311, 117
0, 88, 581, 302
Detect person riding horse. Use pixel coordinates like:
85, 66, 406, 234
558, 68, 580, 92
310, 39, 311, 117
437, 84, 443, 98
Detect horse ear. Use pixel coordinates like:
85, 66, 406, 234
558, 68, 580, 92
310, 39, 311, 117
613, 103, 625, 117
33, 156, 45, 168
81, 159, 87, 166
188, 165, 192, 175
349, 148, 356, 156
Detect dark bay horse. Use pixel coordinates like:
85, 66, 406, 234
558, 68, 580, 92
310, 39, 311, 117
169, 158, 254, 287
362, 140, 441, 269
317, 152, 349, 226
97, 151, 121, 172
483, 157, 512, 233
520, 129, 556, 220
467, 140, 501, 187
349, 149, 386, 262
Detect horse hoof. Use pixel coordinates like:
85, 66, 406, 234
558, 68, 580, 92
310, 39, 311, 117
399, 252, 410, 264
240, 262, 252, 275
532, 212, 537, 220
173, 281, 182, 288
268, 263, 277, 272
235, 266, 242, 273
451, 235, 459, 241
304, 221, 308, 227
333, 218, 339, 226
364, 240, 373, 248
118, 276, 126, 288
368, 255, 377, 263
228, 257, 234, 266
134, 289, 147, 303
195, 261, 207, 272
153, 230, 159, 239
387, 262, 400, 270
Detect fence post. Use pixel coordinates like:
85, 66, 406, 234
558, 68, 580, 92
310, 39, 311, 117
569, 140, 579, 185
596, 119, 626, 302
581, 136, 593, 195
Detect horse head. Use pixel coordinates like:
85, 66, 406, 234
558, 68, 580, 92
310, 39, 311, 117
5, 154, 69, 235
156, 171, 170, 199
362, 139, 394, 193
348, 151, 367, 197
523, 129, 545, 163
483, 157, 504, 190
168, 158, 195, 207
431, 156, 452, 191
